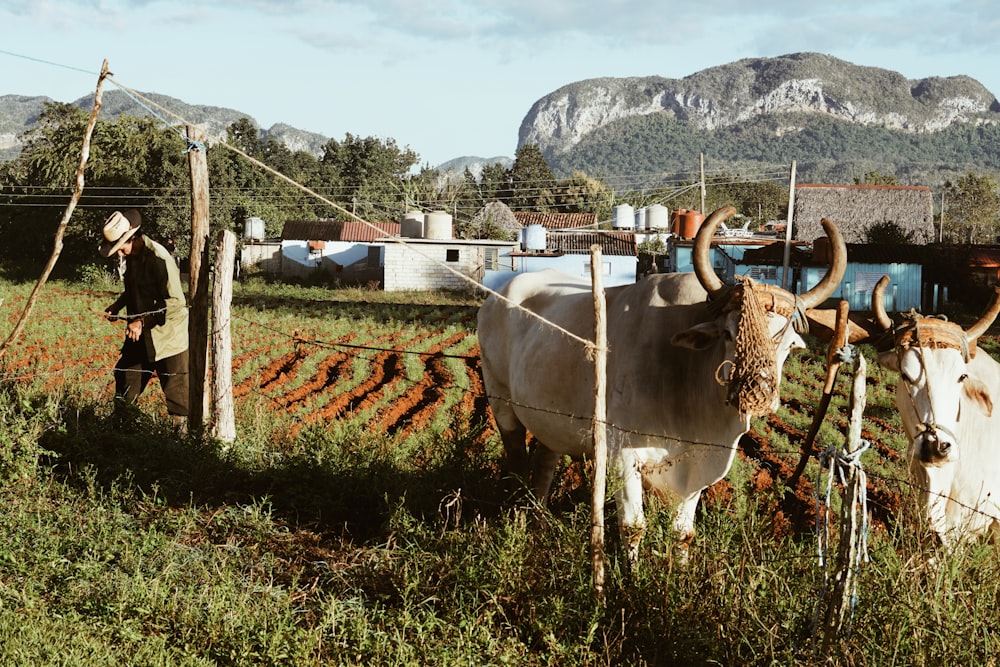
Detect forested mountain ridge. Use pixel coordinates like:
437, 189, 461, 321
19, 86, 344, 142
0, 90, 329, 162
522, 52, 1000, 185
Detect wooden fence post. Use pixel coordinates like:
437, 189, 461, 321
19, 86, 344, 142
187, 124, 210, 427
590, 245, 608, 601
821, 352, 869, 652
212, 229, 236, 443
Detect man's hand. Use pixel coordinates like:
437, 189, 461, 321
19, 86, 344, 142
126, 319, 142, 341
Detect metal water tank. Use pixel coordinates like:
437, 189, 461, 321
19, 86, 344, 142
424, 210, 453, 240
400, 210, 424, 238
243, 217, 265, 241
646, 204, 669, 230
680, 210, 705, 239
524, 224, 546, 251
613, 204, 635, 229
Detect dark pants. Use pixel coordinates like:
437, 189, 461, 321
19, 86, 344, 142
114, 339, 189, 417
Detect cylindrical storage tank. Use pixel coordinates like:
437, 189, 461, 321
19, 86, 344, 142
680, 210, 705, 239
524, 224, 546, 252
647, 204, 669, 230
613, 203, 635, 229
400, 210, 424, 238
243, 217, 265, 241
635, 207, 647, 230
672, 208, 689, 236
424, 210, 453, 240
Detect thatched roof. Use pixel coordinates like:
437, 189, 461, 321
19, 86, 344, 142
792, 184, 934, 244
468, 201, 522, 240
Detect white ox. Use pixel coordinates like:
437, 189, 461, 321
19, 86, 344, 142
478, 207, 847, 558
871, 277, 1000, 547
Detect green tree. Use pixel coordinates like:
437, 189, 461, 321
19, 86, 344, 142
865, 220, 915, 244
942, 172, 1000, 244
854, 170, 900, 185
319, 133, 419, 220
507, 144, 556, 211
554, 170, 615, 220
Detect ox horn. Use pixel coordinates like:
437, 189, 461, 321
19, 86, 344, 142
692, 206, 737, 299
797, 218, 847, 310
693, 209, 847, 309
964, 286, 1000, 342
871, 274, 894, 332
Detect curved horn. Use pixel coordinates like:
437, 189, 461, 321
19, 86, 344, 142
692, 206, 736, 299
964, 286, 1000, 342
798, 217, 848, 310
872, 275, 893, 331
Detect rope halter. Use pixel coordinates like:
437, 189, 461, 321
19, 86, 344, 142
715, 277, 802, 417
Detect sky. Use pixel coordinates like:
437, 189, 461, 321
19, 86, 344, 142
2, 0, 999, 168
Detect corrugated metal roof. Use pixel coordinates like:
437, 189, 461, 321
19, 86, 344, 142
513, 211, 598, 230
547, 231, 636, 256
340, 221, 400, 242
280, 220, 399, 242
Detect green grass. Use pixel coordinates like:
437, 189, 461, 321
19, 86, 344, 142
0, 277, 998, 665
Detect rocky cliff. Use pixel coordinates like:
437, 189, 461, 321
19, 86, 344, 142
519, 52, 1000, 159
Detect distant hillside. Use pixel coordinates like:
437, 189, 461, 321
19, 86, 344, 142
0, 90, 331, 163
520, 52, 1000, 186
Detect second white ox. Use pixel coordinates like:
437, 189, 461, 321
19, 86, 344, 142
478, 206, 846, 557
871, 277, 1000, 547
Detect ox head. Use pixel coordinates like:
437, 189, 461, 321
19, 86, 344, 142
676, 206, 847, 416
872, 277, 1000, 467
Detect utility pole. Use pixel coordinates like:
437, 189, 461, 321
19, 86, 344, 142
781, 160, 797, 291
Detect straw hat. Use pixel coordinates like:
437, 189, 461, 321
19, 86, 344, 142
99, 209, 142, 257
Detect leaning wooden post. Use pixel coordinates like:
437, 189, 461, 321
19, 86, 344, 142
212, 229, 237, 443
0, 60, 110, 359
789, 299, 850, 486
589, 244, 609, 601
187, 124, 211, 428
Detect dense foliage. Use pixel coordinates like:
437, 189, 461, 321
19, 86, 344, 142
551, 113, 1000, 187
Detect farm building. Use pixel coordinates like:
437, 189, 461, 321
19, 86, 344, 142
279, 219, 400, 284
792, 183, 935, 244
383, 237, 518, 292
238, 216, 282, 276
476, 207, 637, 289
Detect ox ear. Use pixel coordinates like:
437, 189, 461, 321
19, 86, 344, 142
878, 349, 900, 372
671, 322, 723, 351
963, 377, 994, 417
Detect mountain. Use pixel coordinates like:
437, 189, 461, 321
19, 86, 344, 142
4, 53, 1000, 187
0, 90, 330, 162
519, 52, 1000, 185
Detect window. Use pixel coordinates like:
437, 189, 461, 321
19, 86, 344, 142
484, 247, 498, 271
446, 249, 460, 262
367, 246, 381, 268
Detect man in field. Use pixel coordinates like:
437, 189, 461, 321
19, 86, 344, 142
99, 209, 189, 434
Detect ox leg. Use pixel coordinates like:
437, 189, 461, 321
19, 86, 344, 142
614, 449, 646, 564
671, 491, 701, 566
530, 444, 562, 503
